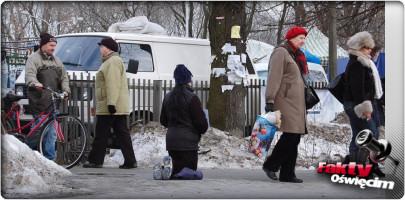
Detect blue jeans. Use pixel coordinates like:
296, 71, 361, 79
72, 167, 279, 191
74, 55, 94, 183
343, 101, 378, 153
26, 114, 57, 160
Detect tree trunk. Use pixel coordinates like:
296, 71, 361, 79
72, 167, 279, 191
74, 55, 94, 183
208, 2, 247, 138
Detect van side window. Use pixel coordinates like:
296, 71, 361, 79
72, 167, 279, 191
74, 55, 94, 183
119, 43, 154, 72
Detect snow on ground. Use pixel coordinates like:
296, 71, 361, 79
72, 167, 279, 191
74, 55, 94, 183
103, 122, 265, 169
1, 134, 72, 197
1, 111, 385, 196
103, 113, 364, 170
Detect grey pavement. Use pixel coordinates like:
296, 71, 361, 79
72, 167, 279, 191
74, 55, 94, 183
44, 167, 387, 199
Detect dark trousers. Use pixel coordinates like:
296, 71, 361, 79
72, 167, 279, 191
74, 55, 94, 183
88, 115, 136, 165
343, 101, 378, 153
263, 132, 301, 179
168, 150, 198, 175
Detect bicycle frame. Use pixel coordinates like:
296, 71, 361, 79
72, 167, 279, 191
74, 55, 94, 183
2, 89, 66, 143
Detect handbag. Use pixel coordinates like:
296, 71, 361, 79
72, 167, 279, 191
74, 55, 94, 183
106, 132, 121, 149
325, 73, 345, 104
301, 74, 320, 110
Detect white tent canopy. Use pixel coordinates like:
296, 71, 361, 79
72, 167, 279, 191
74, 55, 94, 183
246, 39, 274, 64
304, 26, 348, 67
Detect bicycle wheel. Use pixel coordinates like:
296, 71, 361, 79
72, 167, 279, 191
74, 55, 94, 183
38, 115, 87, 169
2, 117, 16, 134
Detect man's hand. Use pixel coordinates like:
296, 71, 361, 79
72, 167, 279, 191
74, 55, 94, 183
108, 105, 116, 115
265, 103, 274, 113
63, 91, 69, 101
34, 83, 43, 91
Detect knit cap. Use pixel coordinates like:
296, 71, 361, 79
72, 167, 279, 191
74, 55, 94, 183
40, 32, 57, 47
285, 26, 308, 40
98, 38, 119, 52
174, 64, 193, 85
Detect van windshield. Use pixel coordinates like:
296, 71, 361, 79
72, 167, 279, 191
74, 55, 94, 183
54, 36, 106, 71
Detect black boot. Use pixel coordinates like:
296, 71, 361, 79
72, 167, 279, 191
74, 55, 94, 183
349, 152, 357, 163
342, 154, 350, 164
357, 149, 373, 179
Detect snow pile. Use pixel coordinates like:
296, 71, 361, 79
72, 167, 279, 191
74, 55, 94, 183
103, 122, 263, 169
298, 121, 352, 168
1, 134, 72, 196
198, 128, 263, 169
103, 120, 361, 170
103, 122, 168, 167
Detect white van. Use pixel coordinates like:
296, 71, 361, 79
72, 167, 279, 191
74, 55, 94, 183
14, 32, 212, 123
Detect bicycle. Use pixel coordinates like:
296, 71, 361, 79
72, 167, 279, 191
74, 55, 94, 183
1, 86, 87, 169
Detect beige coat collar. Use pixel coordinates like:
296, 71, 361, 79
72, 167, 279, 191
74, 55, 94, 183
102, 52, 119, 62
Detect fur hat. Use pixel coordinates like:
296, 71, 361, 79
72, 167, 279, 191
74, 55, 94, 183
173, 64, 193, 85
40, 32, 57, 47
98, 38, 119, 52
285, 26, 308, 40
347, 31, 375, 51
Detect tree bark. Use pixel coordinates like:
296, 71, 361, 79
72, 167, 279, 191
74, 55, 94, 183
208, 2, 247, 138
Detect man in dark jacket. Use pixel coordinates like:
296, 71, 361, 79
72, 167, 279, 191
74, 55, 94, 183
158, 64, 208, 180
25, 32, 70, 160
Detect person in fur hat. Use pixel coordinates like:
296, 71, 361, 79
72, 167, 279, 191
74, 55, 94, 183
343, 31, 380, 175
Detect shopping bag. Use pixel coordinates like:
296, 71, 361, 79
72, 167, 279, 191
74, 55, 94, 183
248, 111, 281, 158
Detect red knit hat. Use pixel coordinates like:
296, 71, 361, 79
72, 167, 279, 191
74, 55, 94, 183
285, 26, 308, 40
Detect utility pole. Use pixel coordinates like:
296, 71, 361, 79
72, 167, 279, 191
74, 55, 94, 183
328, 2, 337, 81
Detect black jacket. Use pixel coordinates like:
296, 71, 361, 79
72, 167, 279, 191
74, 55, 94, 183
160, 85, 208, 151
343, 54, 375, 105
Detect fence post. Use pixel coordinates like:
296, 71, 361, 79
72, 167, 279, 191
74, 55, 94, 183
153, 80, 162, 122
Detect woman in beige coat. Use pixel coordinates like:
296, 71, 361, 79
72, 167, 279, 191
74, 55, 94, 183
262, 27, 308, 183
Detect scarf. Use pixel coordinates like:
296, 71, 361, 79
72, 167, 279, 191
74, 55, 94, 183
287, 41, 309, 75
370, 61, 383, 99
348, 49, 384, 99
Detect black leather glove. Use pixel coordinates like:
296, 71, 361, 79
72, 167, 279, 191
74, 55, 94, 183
108, 105, 116, 115
265, 103, 274, 113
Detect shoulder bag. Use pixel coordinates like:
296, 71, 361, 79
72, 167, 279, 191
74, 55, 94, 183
301, 73, 320, 110
325, 73, 345, 104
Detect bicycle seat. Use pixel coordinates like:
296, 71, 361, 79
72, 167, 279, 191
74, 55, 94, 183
4, 93, 25, 102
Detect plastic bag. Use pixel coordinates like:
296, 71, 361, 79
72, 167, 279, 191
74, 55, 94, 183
248, 111, 281, 158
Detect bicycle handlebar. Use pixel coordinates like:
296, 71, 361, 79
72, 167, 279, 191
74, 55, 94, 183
29, 85, 67, 100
